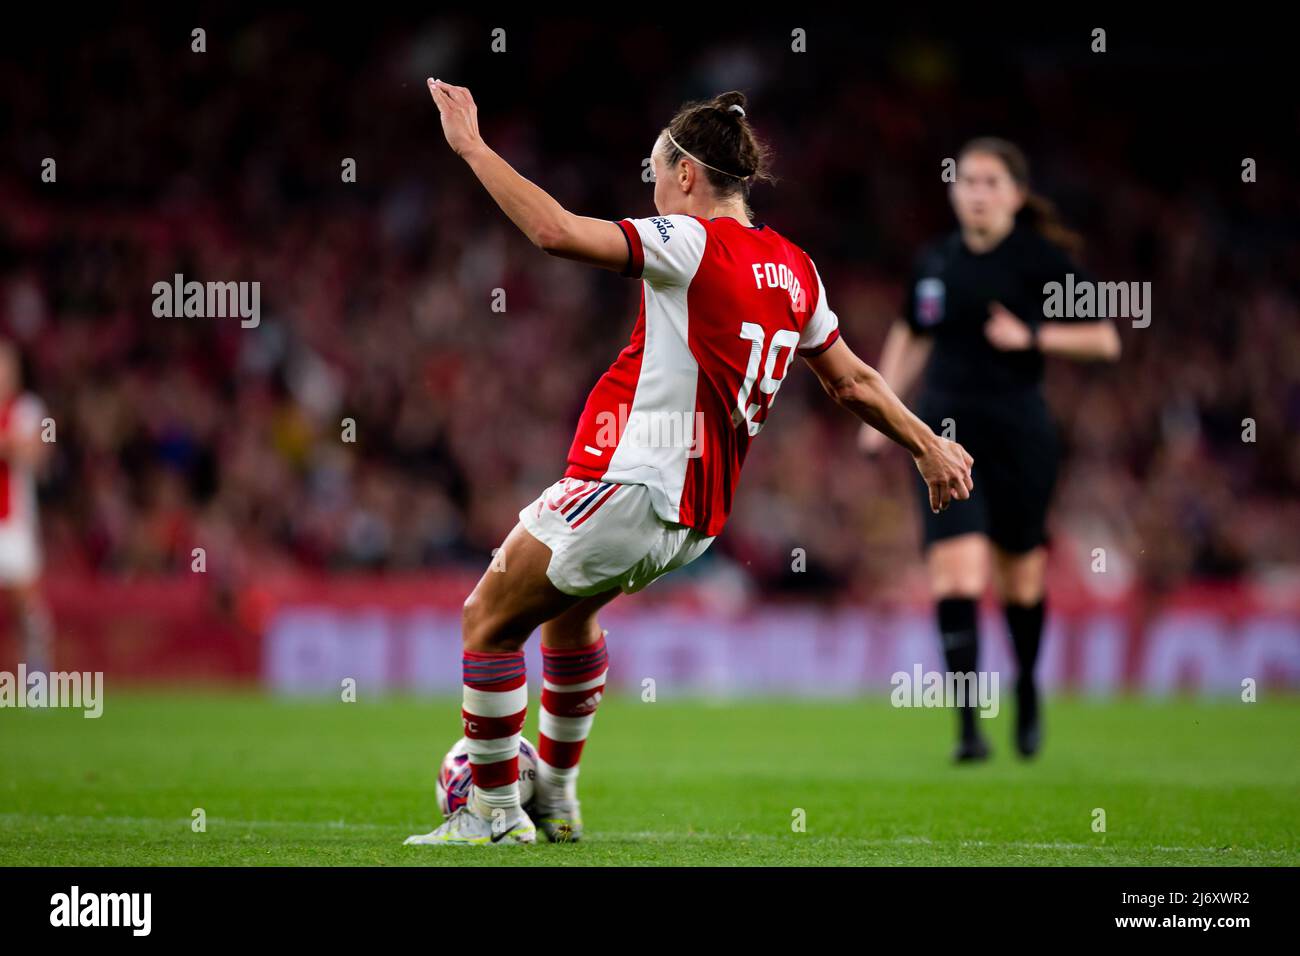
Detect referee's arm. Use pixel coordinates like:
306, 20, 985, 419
986, 303, 1121, 361
1036, 319, 1121, 360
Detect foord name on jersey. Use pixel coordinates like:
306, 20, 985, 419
751, 262, 807, 313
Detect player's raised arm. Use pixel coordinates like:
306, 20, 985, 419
427, 79, 629, 272
805, 338, 974, 513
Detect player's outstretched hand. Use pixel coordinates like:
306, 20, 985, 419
914, 437, 974, 513
427, 78, 484, 158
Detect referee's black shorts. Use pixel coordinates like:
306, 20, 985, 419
913, 388, 1060, 554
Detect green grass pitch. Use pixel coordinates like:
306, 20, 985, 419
1, 691, 1296, 866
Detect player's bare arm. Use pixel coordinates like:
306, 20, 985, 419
427, 79, 627, 271
806, 337, 974, 513
985, 302, 1121, 360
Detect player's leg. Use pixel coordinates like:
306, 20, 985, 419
987, 395, 1060, 754
460, 520, 589, 814
5, 579, 52, 674
985, 398, 1059, 758
914, 394, 993, 761
408, 479, 712, 846
927, 532, 992, 761
993, 546, 1048, 757
524, 484, 713, 840
530, 590, 620, 842
407, 521, 587, 846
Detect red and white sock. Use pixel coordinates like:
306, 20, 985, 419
462, 649, 528, 816
537, 633, 609, 805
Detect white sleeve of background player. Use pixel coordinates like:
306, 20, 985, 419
617, 215, 708, 287
797, 261, 841, 356
13, 394, 45, 438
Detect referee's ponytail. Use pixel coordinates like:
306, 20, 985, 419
959, 137, 1084, 257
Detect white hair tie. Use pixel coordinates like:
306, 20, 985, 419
728, 104, 746, 117
665, 129, 749, 180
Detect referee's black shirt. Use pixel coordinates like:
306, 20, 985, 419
904, 223, 1095, 397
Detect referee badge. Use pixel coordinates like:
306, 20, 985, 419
916, 277, 946, 327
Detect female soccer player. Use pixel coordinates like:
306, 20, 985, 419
859, 138, 1120, 762
410, 80, 973, 846
0, 343, 53, 674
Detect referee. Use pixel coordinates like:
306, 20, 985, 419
861, 138, 1120, 761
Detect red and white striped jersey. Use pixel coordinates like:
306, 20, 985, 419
0, 392, 45, 532
564, 215, 840, 536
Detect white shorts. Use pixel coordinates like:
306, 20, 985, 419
0, 525, 40, 585
519, 477, 715, 597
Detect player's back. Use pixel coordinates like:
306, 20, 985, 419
564, 215, 839, 536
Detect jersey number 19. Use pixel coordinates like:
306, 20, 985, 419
733, 322, 799, 436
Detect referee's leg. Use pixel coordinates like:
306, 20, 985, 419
985, 410, 1058, 759
993, 545, 1047, 757
927, 533, 992, 761
915, 396, 994, 761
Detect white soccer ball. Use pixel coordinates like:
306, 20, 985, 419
435, 736, 538, 818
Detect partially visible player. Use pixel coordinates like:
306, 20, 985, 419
0, 342, 53, 672
860, 138, 1120, 761
407, 81, 975, 846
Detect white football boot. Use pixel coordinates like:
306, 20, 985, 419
404, 803, 536, 846
528, 793, 584, 843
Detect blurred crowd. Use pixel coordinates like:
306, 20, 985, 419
1, 15, 1297, 599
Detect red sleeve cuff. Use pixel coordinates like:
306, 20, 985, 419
797, 327, 841, 358
617, 220, 644, 279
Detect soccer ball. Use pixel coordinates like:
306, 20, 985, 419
435, 736, 538, 818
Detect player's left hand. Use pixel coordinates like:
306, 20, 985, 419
984, 302, 1035, 351
914, 437, 974, 513
427, 79, 484, 158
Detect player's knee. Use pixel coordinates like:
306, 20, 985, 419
1000, 575, 1044, 606
930, 568, 985, 599
995, 551, 1046, 605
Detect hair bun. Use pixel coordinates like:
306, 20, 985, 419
713, 90, 749, 118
